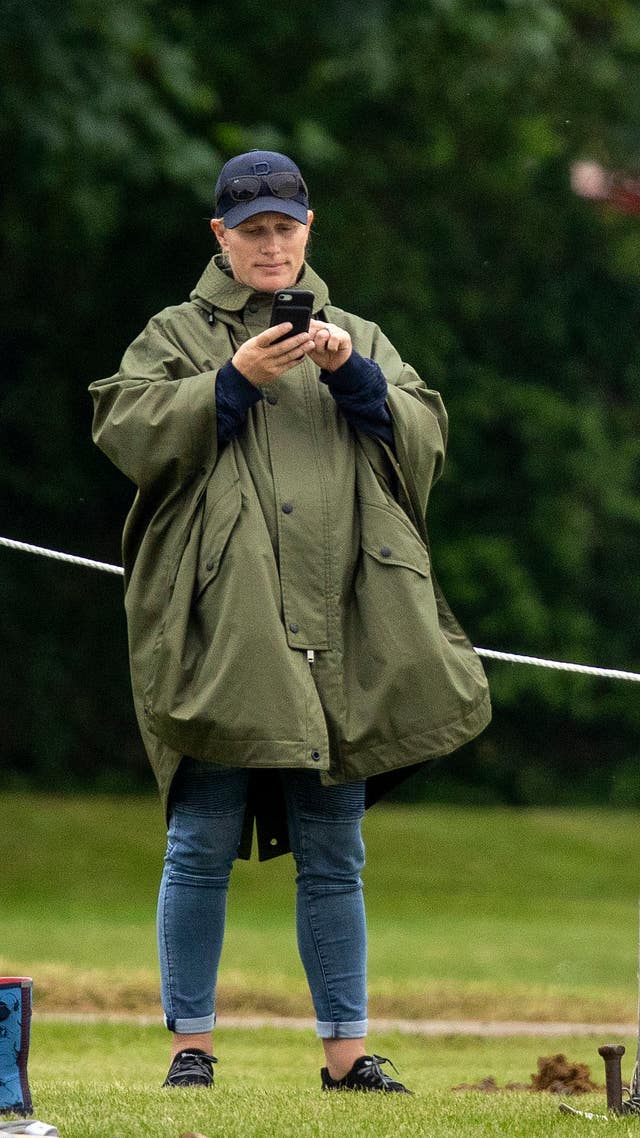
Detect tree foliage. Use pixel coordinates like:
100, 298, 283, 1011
1, 0, 639, 801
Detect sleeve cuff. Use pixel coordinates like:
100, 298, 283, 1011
217, 360, 263, 410
320, 350, 379, 394
216, 360, 262, 445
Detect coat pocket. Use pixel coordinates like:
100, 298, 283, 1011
196, 479, 243, 598
359, 501, 430, 577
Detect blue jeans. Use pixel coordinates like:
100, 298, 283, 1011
157, 759, 367, 1039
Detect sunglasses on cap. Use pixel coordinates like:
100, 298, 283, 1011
217, 171, 308, 207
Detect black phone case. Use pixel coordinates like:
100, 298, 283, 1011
269, 289, 314, 342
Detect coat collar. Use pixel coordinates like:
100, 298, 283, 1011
191, 254, 330, 315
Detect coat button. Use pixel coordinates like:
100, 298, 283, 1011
380, 546, 392, 558
247, 301, 259, 313
281, 502, 293, 514
206, 558, 215, 572
266, 392, 279, 405
311, 749, 321, 762
289, 622, 299, 633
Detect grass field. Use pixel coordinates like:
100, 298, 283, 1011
4, 794, 640, 1021
26, 1021, 638, 1138
5, 794, 640, 1135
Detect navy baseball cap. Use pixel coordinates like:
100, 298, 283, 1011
214, 150, 310, 228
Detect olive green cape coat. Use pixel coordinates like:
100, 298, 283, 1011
90, 257, 491, 858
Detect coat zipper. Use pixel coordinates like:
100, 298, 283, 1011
306, 650, 315, 666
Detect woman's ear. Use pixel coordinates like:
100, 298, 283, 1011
210, 218, 225, 246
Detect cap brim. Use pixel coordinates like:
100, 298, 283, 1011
223, 197, 309, 228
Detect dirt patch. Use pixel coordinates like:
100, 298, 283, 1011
530, 1053, 603, 1094
452, 1053, 604, 1095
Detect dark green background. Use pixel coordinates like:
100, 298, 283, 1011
2, 0, 639, 803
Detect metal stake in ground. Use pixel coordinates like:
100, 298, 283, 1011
598, 1044, 625, 1114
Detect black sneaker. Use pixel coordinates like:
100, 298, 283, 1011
162, 1048, 217, 1088
321, 1054, 412, 1093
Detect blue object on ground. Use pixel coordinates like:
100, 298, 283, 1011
0, 980, 33, 1117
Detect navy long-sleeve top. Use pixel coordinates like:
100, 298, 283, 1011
215, 349, 394, 448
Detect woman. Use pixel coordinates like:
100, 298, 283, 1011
89, 150, 491, 1093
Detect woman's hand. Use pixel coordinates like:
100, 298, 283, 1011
307, 319, 352, 372
232, 324, 315, 386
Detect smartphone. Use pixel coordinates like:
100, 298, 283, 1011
269, 289, 314, 343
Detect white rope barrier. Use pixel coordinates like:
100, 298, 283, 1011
0, 535, 124, 577
2, 534, 640, 683
474, 647, 640, 684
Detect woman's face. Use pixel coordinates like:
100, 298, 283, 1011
211, 210, 313, 293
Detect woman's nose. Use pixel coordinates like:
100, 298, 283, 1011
260, 231, 280, 252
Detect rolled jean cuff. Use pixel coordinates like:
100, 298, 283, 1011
316, 1019, 368, 1040
164, 1013, 216, 1034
